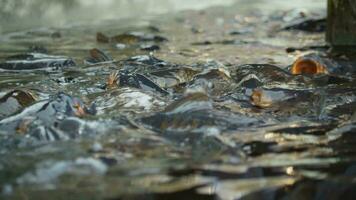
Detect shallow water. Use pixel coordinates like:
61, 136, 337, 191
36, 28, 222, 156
1, 0, 356, 200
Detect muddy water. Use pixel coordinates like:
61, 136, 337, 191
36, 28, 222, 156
1, 1, 356, 200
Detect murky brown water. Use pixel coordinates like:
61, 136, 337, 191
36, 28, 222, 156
1, 1, 356, 200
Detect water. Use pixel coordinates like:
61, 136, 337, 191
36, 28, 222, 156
1, 0, 356, 200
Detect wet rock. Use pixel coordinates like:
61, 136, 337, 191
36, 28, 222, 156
0, 90, 36, 120
0, 53, 76, 71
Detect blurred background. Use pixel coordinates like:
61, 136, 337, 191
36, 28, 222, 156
0, 0, 234, 33
0, 0, 325, 33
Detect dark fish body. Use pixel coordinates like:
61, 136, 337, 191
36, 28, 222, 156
235, 64, 292, 87
140, 92, 259, 135
0, 90, 36, 120
119, 72, 169, 95
125, 55, 168, 69
147, 67, 200, 88
0, 53, 75, 71
96, 32, 168, 44
0, 93, 95, 140
85, 48, 113, 65
282, 17, 326, 32
250, 87, 313, 109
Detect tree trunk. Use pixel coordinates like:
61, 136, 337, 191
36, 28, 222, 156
327, 0, 356, 46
